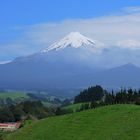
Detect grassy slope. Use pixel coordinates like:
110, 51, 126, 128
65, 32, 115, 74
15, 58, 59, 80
63, 103, 86, 112
5, 104, 140, 140
0, 92, 29, 100
0, 92, 54, 107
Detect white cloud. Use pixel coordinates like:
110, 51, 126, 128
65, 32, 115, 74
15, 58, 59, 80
0, 61, 11, 64
1, 6, 140, 61
117, 40, 140, 50
0, 43, 41, 61
123, 6, 140, 13
24, 10, 140, 49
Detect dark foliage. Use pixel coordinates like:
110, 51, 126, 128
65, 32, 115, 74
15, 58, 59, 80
0, 101, 55, 123
0, 107, 15, 122
105, 88, 140, 105
0, 98, 14, 106
72, 86, 140, 113
74, 85, 140, 106
74, 85, 105, 103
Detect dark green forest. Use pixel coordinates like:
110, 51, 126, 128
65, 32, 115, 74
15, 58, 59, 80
74, 86, 140, 111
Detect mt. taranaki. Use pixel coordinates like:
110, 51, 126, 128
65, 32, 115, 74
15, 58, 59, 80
0, 32, 140, 95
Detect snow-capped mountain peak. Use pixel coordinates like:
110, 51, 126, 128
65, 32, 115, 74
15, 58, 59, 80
42, 32, 96, 53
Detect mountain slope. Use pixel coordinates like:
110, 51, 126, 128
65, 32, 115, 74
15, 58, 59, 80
90, 63, 140, 87
5, 104, 140, 140
0, 32, 102, 92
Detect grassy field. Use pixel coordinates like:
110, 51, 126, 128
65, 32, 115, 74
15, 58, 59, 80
0, 92, 29, 100
4, 104, 140, 140
63, 103, 86, 112
0, 92, 56, 108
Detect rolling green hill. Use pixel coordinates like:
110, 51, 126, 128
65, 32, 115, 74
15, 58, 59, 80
4, 104, 140, 140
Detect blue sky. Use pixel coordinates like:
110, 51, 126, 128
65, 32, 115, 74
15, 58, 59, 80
1, 0, 140, 63
1, 0, 140, 27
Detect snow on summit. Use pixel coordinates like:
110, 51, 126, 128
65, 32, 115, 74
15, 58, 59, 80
42, 32, 96, 53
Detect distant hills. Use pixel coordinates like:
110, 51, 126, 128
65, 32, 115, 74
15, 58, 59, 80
86, 63, 140, 88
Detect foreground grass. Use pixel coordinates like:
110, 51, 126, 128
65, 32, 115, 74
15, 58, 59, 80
5, 104, 140, 140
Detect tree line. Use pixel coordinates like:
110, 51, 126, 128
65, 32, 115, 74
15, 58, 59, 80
74, 85, 140, 105
105, 88, 140, 105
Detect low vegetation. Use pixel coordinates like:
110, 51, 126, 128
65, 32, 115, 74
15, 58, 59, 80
4, 104, 140, 140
